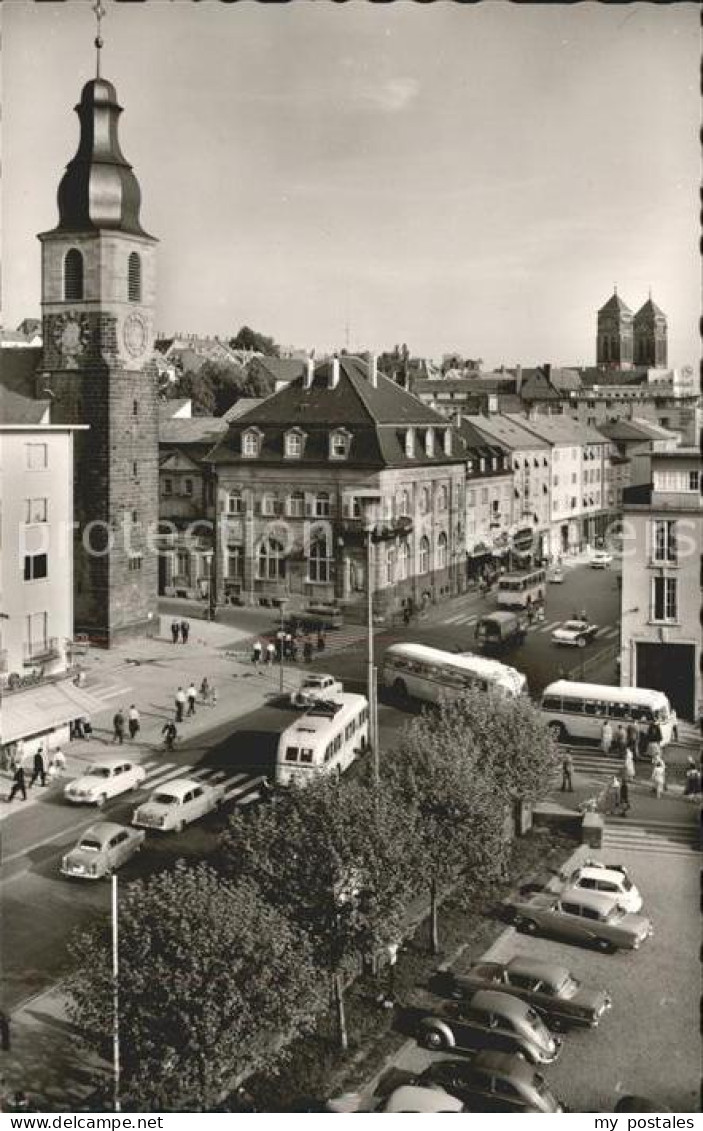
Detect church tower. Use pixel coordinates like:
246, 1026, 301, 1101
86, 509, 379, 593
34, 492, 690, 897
596, 290, 634, 370
37, 16, 158, 645
633, 296, 668, 368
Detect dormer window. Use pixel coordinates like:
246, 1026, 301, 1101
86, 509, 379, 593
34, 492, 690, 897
480, 457, 486, 473
241, 429, 261, 458
425, 428, 435, 458
329, 429, 351, 460
285, 429, 305, 459
405, 429, 415, 459
467, 458, 474, 473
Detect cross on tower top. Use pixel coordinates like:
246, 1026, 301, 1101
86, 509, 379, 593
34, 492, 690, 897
92, 0, 106, 78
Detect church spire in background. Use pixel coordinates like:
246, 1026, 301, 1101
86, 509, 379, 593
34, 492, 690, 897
93, 0, 106, 79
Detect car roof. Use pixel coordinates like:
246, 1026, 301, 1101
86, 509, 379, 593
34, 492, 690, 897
561, 886, 620, 912
469, 989, 532, 1017
87, 757, 134, 771
383, 1086, 462, 1113
473, 1050, 536, 1084
81, 821, 126, 841
151, 777, 201, 796
577, 865, 625, 883
505, 956, 571, 984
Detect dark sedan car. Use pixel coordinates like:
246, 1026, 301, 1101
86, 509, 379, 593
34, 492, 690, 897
420, 1052, 564, 1113
416, 989, 561, 1065
442, 955, 612, 1029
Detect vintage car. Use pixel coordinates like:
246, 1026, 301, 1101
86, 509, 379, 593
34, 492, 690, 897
510, 887, 652, 952
590, 550, 613, 569
416, 989, 561, 1065
551, 619, 599, 648
64, 758, 146, 807
132, 777, 225, 832
378, 1086, 465, 1113
563, 861, 642, 915
441, 955, 612, 1030
547, 566, 564, 584
420, 1052, 565, 1113
60, 821, 145, 880
290, 674, 344, 709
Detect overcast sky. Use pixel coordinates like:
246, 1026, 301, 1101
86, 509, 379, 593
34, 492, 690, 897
3, 1, 699, 367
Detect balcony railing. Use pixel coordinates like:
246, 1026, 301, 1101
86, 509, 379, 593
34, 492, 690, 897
23, 637, 60, 666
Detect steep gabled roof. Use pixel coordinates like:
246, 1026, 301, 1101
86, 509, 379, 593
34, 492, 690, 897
634, 297, 667, 322
159, 418, 228, 447
598, 291, 632, 316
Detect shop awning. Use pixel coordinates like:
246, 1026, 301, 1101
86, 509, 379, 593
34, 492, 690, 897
1, 681, 105, 745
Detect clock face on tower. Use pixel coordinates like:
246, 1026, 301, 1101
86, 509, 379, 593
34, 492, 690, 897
123, 312, 148, 359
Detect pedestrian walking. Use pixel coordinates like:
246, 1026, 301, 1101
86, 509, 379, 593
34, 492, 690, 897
579, 608, 588, 623
613, 724, 627, 756
171, 619, 180, 644
303, 638, 313, 663
621, 747, 636, 783
645, 720, 663, 762
187, 682, 197, 716
180, 619, 190, 644
284, 632, 293, 659
252, 639, 262, 665
600, 719, 613, 756
626, 719, 639, 756
52, 748, 67, 775
651, 757, 666, 799
290, 640, 298, 663
266, 641, 276, 665
560, 751, 574, 792
317, 630, 326, 653
112, 708, 126, 744
162, 720, 178, 751
636, 718, 650, 759
7, 765, 27, 802
175, 687, 186, 723
200, 676, 210, 704
29, 748, 47, 788
618, 775, 631, 816
669, 708, 679, 743
683, 757, 701, 798
605, 775, 621, 815
128, 705, 141, 740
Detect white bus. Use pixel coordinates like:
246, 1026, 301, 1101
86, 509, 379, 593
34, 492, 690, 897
382, 642, 527, 705
540, 680, 674, 746
275, 692, 369, 787
496, 568, 546, 609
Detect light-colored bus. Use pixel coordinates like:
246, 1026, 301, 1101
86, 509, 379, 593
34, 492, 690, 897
540, 680, 674, 746
496, 568, 546, 609
275, 692, 369, 787
382, 642, 527, 705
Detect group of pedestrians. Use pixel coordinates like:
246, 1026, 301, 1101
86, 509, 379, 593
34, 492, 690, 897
251, 630, 325, 667
111, 705, 141, 744
170, 619, 191, 644
6, 746, 67, 802
166, 677, 217, 749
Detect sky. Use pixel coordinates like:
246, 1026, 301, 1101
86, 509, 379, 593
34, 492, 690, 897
2, 0, 699, 368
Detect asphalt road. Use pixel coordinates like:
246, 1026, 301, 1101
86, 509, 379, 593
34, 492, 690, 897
1, 563, 621, 1010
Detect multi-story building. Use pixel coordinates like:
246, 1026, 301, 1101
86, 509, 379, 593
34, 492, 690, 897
620, 449, 702, 720
465, 414, 552, 563
0, 417, 101, 767
455, 418, 514, 576
208, 356, 467, 618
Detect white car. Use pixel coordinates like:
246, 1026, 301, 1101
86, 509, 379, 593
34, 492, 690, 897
590, 551, 612, 569
61, 821, 145, 880
290, 673, 343, 708
379, 1086, 464, 1113
64, 758, 146, 807
563, 861, 643, 915
132, 777, 225, 832
551, 619, 599, 648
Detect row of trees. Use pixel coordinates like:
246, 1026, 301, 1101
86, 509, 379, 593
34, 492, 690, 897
67, 690, 559, 1111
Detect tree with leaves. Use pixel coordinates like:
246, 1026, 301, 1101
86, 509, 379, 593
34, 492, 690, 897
67, 863, 324, 1112
230, 325, 280, 357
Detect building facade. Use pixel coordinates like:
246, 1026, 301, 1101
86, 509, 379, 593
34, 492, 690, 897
208, 357, 466, 619
456, 419, 514, 575
620, 449, 702, 720
37, 74, 159, 645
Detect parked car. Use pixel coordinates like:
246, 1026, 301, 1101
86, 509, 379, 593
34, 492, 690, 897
551, 619, 599, 648
563, 861, 642, 914
378, 1086, 465, 1113
420, 1052, 564, 1113
510, 887, 653, 952
590, 550, 612, 569
441, 955, 612, 1030
474, 611, 528, 653
548, 566, 564, 584
304, 602, 344, 629
64, 758, 146, 807
60, 821, 145, 880
132, 777, 225, 832
290, 673, 343, 708
416, 989, 561, 1064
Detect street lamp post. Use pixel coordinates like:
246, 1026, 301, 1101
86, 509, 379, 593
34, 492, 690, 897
279, 600, 287, 696
111, 875, 121, 1113
366, 525, 379, 787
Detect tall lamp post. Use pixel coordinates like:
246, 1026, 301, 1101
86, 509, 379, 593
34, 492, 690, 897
357, 493, 382, 787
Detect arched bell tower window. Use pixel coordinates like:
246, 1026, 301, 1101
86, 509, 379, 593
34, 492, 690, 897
64, 249, 84, 301
128, 252, 142, 302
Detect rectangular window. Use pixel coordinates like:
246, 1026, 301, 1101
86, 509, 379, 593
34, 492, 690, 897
25, 611, 48, 653
330, 433, 349, 459
25, 443, 48, 470
242, 432, 259, 457
24, 553, 48, 581
24, 498, 48, 523
183, 479, 193, 497
227, 492, 244, 515
286, 432, 303, 458
227, 548, 242, 579
128, 554, 143, 572
689, 470, 700, 492
652, 520, 677, 563
652, 576, 677, 622
164, 478, 173, 496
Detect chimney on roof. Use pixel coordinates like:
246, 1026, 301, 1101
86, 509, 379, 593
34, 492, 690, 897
368, 353, 378, 388
329, 355, 341, 390
543, 363, 551, 381
515, 365, 523, 395
304, 354, 315, 391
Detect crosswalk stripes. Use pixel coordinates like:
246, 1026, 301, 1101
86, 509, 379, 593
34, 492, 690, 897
137, 757, 265, 806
